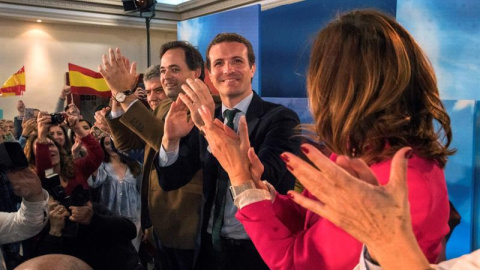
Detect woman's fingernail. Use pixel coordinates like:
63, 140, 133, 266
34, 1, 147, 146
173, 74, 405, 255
301, 145, 309, 154
286, 164, 294, 171
287, 192, 294, 199
280, 154, 289, 163
405, 149, 413, 159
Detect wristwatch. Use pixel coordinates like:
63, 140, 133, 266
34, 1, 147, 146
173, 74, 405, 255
229, 181, 256, 200
114, 89, 135, 103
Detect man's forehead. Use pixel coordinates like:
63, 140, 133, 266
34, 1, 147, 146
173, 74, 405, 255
160, 48, 187, 66
144, 79, 162, 88
209, 42, 248, 59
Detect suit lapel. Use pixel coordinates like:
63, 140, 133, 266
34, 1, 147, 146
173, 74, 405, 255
245, 92, 263, 137
214, 91, 263, 137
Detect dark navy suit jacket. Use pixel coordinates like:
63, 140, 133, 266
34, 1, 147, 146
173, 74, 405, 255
155, 91, 301, 253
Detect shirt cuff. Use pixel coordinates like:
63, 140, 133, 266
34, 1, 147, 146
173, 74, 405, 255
234, 181, 275, 209
22, 189, 49, 224
109, 99, 138, 119
158, 145, 179, 167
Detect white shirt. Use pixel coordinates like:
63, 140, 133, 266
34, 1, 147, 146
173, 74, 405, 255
0, 189, 49, 270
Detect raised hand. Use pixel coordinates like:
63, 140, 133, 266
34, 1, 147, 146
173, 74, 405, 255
65, 103, 81, 118
60, 86, 71, 99
7, 168, 44, 202
21, 118, 37, 137
198, 105, 251, 186
247, 147, 267, 190
283, 146, 430, 270
98, 47, 137, 95
161, 98, 194, 151
178, 78, 215, 129
36, 111, 52, 141
94, 107, 111, 135
72, 136, 83, 156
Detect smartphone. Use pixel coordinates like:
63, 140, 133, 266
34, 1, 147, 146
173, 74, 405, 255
24, 108, 37, 121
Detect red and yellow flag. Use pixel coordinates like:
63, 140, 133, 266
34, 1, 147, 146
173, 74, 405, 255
68, 63, 110, 98
1, 66, 25, 97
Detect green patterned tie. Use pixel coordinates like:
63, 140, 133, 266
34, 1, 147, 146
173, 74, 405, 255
211, 108, 240, 251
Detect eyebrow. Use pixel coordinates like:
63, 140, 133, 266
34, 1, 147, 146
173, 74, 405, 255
147, 87, 163, 92
161, 64, 181, 69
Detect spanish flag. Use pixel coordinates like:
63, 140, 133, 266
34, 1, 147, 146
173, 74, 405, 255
68, 63, 110, 98
1, 66, 26, 97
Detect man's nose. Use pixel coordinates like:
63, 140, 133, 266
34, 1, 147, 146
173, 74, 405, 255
163, 69, 173, 78
223, 62, 234, 74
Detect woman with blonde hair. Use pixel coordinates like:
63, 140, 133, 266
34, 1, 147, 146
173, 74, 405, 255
197, 9, 454, 270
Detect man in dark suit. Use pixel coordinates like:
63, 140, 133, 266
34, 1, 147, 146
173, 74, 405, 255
156, 33, 301, 270
98, 43, 206, 270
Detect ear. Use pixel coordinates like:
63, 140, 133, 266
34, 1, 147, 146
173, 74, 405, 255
194, 68, 201, 79
250, 63, 256, 79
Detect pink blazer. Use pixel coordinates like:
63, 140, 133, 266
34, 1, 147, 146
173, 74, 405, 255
236, 154, 450, 270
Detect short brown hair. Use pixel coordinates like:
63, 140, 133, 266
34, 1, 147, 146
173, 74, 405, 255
206, 33, 255, 71
159, 41, 205, 81
307, 9, 454, 166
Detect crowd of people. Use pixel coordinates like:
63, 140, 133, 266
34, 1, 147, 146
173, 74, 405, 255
0, 8, 478, 270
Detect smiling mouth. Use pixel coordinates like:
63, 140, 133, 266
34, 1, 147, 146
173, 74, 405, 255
222, 78, 239, 83
164, 81, 177, 88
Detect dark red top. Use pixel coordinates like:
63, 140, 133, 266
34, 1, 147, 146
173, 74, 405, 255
35, 134, 104, 195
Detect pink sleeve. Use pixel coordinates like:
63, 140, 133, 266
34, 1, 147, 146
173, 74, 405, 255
371, 158, 450, 263
272, 192, 308, 233
236, 200, 362, 270
404, 166, 450, 263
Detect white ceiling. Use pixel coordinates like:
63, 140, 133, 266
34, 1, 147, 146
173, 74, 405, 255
0, 0, 303, 31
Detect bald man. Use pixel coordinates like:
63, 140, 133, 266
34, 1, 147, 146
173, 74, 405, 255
15, 254, 92, 270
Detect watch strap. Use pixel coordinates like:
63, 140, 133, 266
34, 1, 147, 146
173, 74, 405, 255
230, 181, 256, 200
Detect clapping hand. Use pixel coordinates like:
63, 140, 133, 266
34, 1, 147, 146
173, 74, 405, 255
178, 78, 215, 129
7, 168, 44, 202
98, 47, 137, 96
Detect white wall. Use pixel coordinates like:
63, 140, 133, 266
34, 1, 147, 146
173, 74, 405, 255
0, 18, 177, 120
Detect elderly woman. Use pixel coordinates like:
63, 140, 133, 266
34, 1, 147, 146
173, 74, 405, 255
197, 9, 453, 270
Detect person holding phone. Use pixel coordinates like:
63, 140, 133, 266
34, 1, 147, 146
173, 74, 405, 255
23, 112, 103, 196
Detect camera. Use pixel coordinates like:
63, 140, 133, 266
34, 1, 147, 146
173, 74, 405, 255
0, 142, 29, 173
43, 169, 91, 237
50, 113, 65, 125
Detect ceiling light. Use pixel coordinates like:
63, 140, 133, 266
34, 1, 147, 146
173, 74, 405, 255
36, 19, 42, 23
